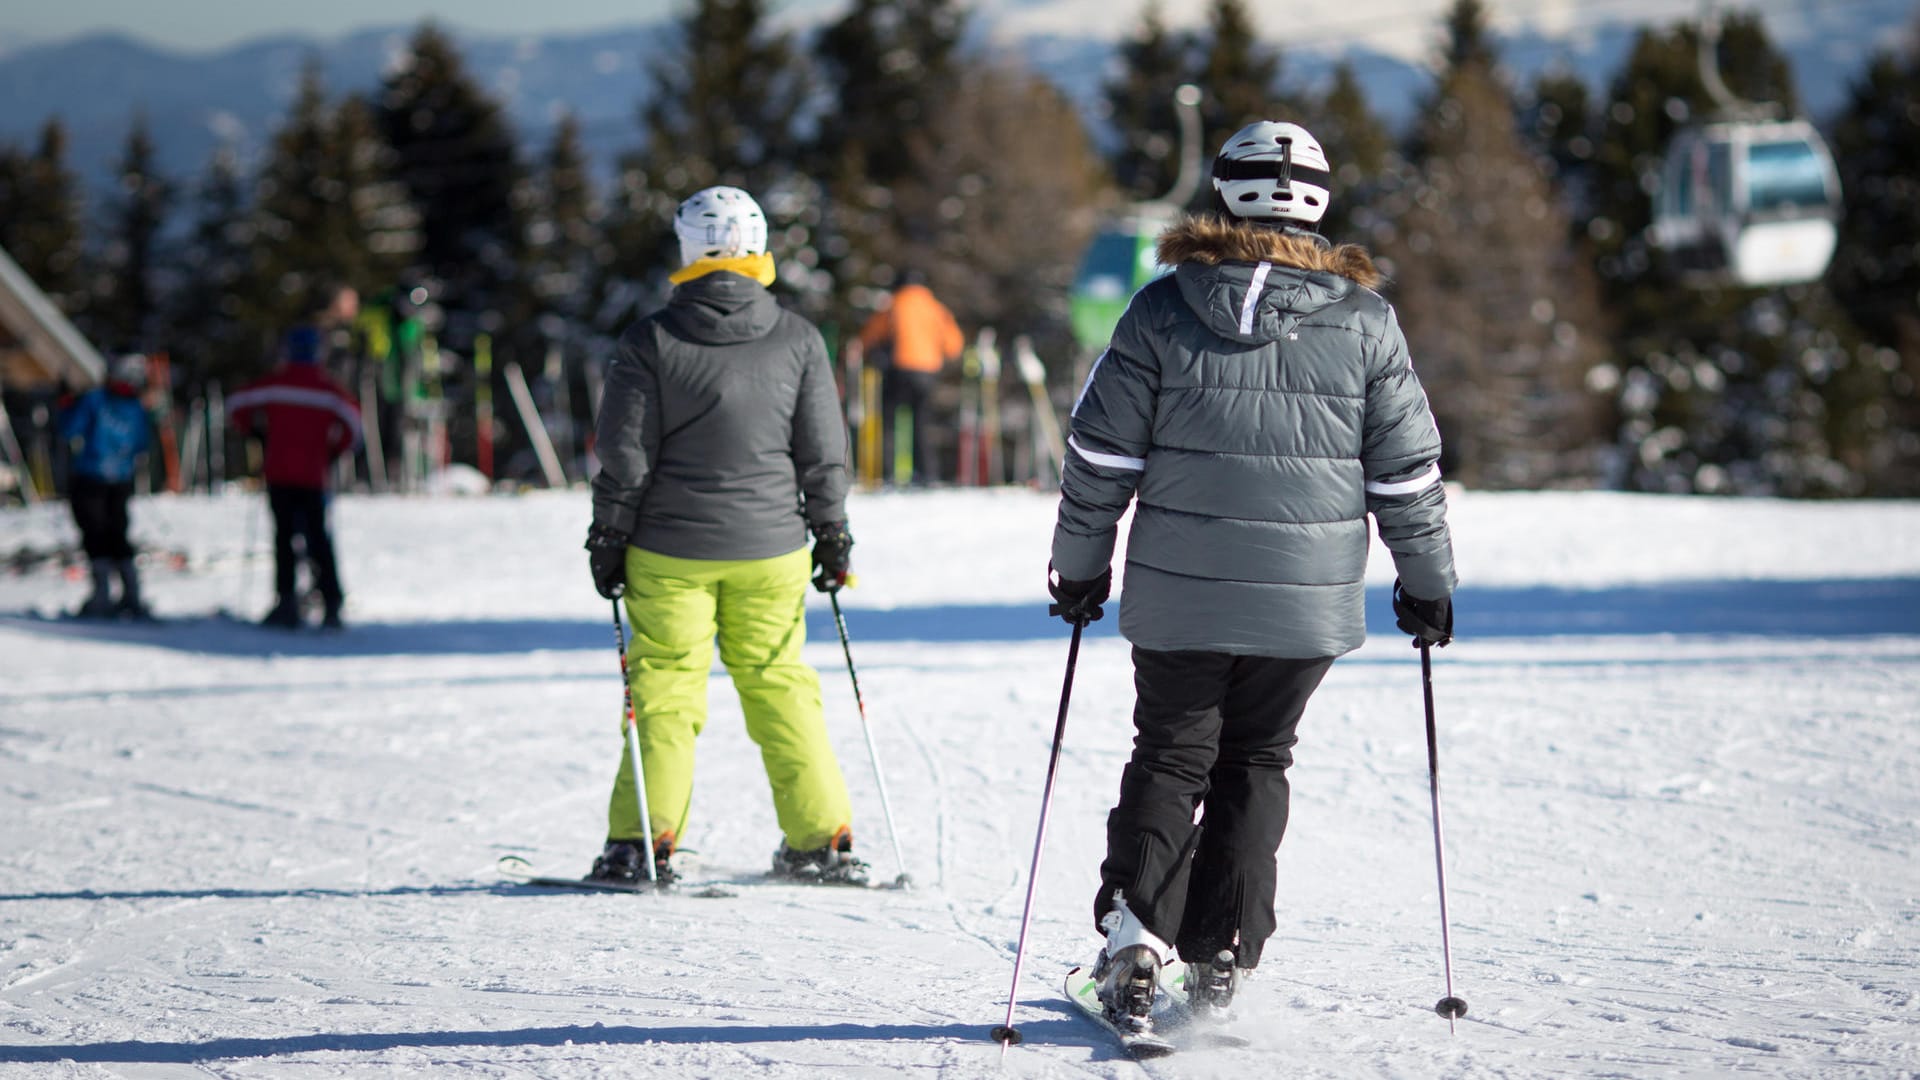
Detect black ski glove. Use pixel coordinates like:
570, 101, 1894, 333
1392, 580, 1453, 647
586, 524, 629, 600
811, 521, 854, 593
1048, 563, 1111, 626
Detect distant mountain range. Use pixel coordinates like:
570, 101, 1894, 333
0, 0, 1903, 199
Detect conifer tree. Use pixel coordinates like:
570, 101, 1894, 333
0, 120, 87, 317
1188, 0, 1295, 212
170, 146, 257, 386
603, 0, 816, 322
252, 63, 388, 331
1821, 26, 1920, 493
333, 94, 420, 283
1524, 68, 1594, 191
1304, 62, 1394, 243
525, 113, 601, 321
812, 0, 967, 314
374, 22, 521, 328
1382, 0, 1607, 488
1102, 3, 1196, 203
815, 0, 964, 190
93, 114, 174, 350
642, 0, 810, 191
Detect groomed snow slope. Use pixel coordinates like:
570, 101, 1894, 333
2, 487, 1917, 1078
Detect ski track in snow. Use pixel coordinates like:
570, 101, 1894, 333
2, 488, 1918, 1078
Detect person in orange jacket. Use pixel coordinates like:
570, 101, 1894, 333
856, 272, 963, 486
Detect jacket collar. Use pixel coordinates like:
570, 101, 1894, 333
663, 267, 782, 345
1155, 214, 1381, 288
669, 253, 776, 287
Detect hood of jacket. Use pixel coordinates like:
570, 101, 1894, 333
663, 270, 783, 346
1157, 214, 1384, 345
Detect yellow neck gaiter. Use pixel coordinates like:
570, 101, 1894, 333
669, 253, 777, 287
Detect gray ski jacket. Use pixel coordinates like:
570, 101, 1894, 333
591, 270, 849, 560
1051, 216, 1456, 658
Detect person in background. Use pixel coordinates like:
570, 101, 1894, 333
59, 353, 154, 619
1046, 120, 1457, 1035
856, 271, 964, 486
228, 326, 362, 630
584, 185, 868, 887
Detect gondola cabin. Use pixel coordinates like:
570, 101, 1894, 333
1069, 213, 1176, 354
1652, 118, 1842, 288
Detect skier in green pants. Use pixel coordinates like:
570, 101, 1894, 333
584, 185, 866, 887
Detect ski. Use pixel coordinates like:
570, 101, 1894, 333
496, 856, 737, 899
1064, 965, 1177, 1059
499, 854, 905, 897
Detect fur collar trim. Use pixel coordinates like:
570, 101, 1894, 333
1156, 215, 1382, 289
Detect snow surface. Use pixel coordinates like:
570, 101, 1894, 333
2, 487, 1918, 1078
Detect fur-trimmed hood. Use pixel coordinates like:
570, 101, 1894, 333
1154, 215, 1384, 345
1155, 214, 1382, 288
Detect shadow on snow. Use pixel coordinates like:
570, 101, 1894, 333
0, 1016, 1094, 1064
2, 578, 1916, 659
0, 884, 502, 904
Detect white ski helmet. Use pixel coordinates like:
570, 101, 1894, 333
674, 185, 769, 266
110, 353, 149, 389
1211, 121, 1332, 225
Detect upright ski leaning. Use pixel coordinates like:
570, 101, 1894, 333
578, 184, 876, 891
997, 116, 1462, 1051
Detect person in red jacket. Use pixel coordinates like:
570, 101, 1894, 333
228, 326, 362, 629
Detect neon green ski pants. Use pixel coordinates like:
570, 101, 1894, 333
607, 545, 853, 852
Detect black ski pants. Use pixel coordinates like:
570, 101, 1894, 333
1097, 646, 1334, 970
880, 367, 940, 486
267, 485, 343, 615
69, 476, 135, 560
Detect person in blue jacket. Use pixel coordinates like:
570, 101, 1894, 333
59, 354, 154, 619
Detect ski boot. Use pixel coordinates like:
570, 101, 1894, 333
589, 836, 677, 885
1186, 941, 1243, 1018
770, 826, 870, 886
114, 558, 154, 622
76, 559, 116, 619
261, 599, 302, 629
1092, 892, 1171, 1033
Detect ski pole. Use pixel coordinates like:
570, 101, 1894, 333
1422, 641, 1468, 1030
826, 588, 912, 889
989, 620, 1086, 1054
612, 598, 658, 886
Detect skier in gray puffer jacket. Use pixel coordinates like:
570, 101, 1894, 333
1048, 120, 1457, 1032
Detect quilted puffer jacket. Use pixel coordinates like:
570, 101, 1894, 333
1051, 215, 1455, 658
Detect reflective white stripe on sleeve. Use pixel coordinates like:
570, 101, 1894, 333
1068, 435, 1145, 472
1072, 350, 1108, 416
1365, 464, 1441, 496
1237, 261, 1272, 337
